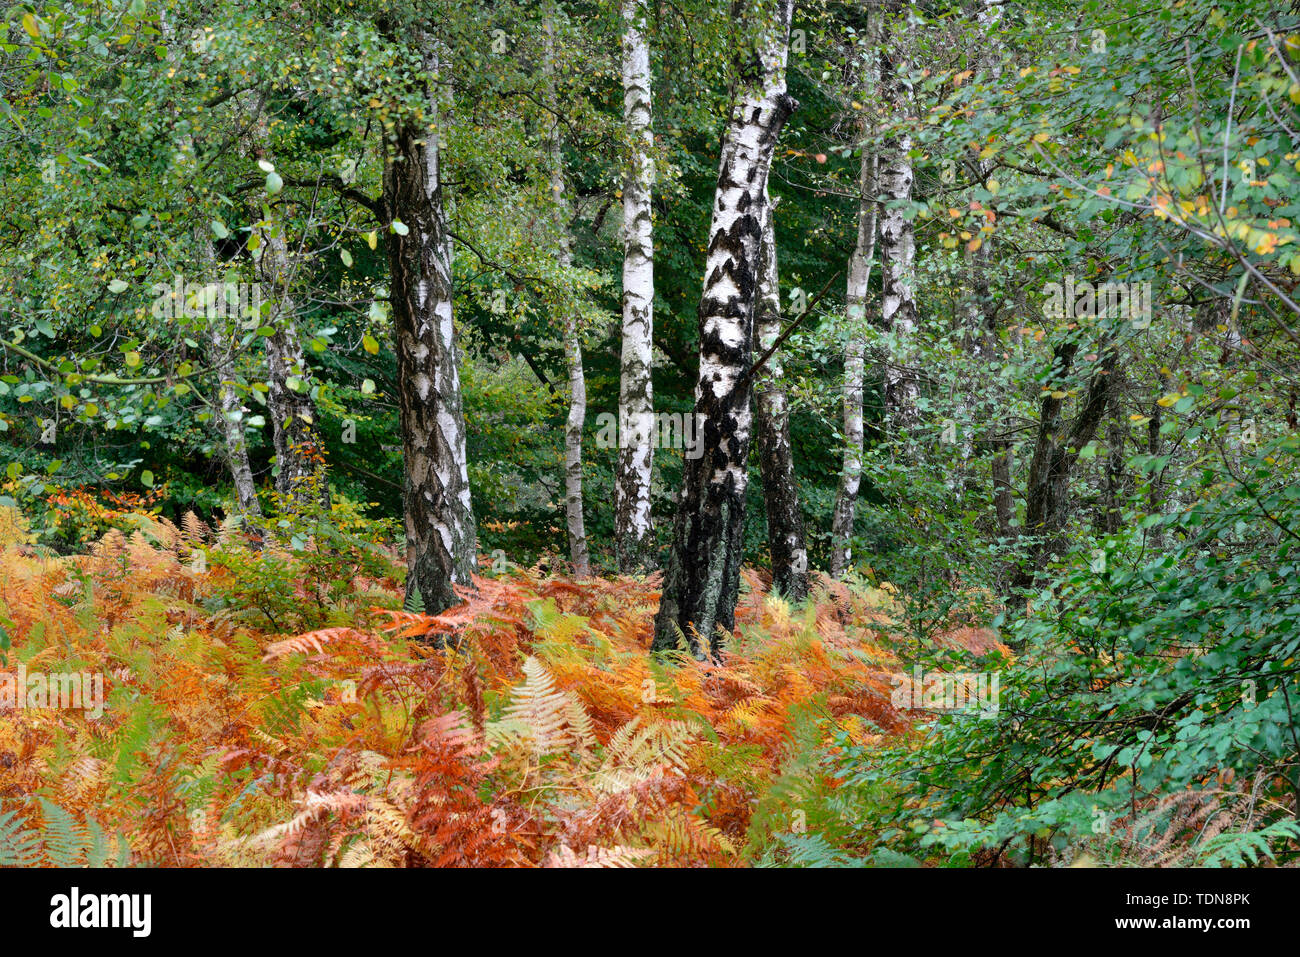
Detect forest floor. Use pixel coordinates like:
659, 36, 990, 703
0, 511, 1002, 866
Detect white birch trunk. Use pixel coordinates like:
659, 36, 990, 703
161, 12, 261, 523
544, 15, 590, 577
614, 0, 656, 573
653, 0, 796, 657
878, 9, 918, 428
829, 24, 881, 578
244, 173, 330, 510
197, 233, 262, 523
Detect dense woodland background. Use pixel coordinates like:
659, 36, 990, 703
1, 0, 1299, 868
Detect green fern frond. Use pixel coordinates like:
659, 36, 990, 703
40, 797, 87, 866
0, 805, 43, 867
403, 586, 426, 614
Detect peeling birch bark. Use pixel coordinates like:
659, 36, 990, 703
830, 21, 881, 578
544, 14, 590, 578
878, 8, 919, 428
383, 35, 477, 613
653, 0, 796, 658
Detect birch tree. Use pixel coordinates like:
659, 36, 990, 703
242, 113, 331, 511
829, 19, 881, 578
162, 10, 260, 523
613, 0, 656, 573
544, 14, 590, 577
251, 223, 327, 509
753, 191, 808, 600
652, 0, 796, 657
877, 4, 918, 427
197, 234, 262, 523
383, 35, 477, 613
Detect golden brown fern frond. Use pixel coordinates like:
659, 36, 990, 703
543, 843, 654, 868
262, 627, 380, 661
181, 511, 209, 548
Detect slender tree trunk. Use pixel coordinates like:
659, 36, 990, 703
161, 5, 261, 525
197, 235, 262, 523
1145, 371, 1167, 551
198, 273, 262, 527
1015, 341, 1119, 588
544, 15, 590, 577
1102, 367, 1128, 535
754, 192, 808, 600
877, 8, 918, 427
247, 214, 330, 510
383, 36, 477, 614
652, 0, 796, 658
614, 0, 656, 573
562, 318, 590, 577
829, 31, 880, 577
241, 105, 330, 510
208, 328, 263, 521
991, 439, 1013, 538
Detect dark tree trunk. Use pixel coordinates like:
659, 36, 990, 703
1014, 339, 1119, 589
1102, 368, 1129, 535
992, 439, 1014, 539
1145, 374, 1167, 551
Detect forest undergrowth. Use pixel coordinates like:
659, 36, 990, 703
3, 492, 1295, 869
0, 502, 1004, 868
